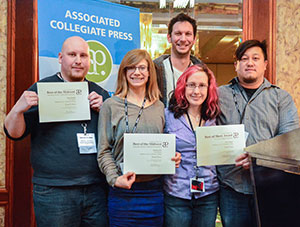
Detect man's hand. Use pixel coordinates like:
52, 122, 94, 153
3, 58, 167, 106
235, 152, 250, 170
88, 91, 103, 112
14, 91, 38, 113
4, 91, 38, 138
172, 152, 182, 168
114, 172, 136, 189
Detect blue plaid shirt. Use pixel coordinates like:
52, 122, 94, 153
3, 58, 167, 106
217, 77, 299, 194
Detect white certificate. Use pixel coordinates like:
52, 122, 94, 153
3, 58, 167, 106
124, 133, 176, 174
37, 82, 90, 123
196, 124, 245, 166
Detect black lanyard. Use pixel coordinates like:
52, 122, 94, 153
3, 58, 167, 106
169, 57, 191, 91
124, 96, 146, 133
231, 85, 256, 124
186, 112, 202, 178
231, 87, 245, 124
186, 112, 202, 134
56, 72, 66, 82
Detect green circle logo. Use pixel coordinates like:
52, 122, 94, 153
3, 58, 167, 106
86, 40, 113, 82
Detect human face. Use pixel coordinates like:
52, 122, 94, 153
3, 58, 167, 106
235, 46, 268, 89
58, 37, 90, 82
126, 59, 149, 90
168, 21, 196, 57
185, 71, 208, 109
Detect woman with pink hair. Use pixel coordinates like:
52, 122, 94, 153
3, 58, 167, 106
164, 63, 220, 227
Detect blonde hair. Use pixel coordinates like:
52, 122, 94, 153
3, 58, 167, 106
114, 49, 161, 102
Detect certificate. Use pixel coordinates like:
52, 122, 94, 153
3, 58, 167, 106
37, 82, 90, 123
123, 133, 175, 174
196, 125, 245, 166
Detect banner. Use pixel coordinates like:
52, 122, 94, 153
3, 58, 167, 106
38, 0, 140, 94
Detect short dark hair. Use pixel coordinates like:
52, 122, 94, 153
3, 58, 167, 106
168, 13, 197, 38
235, 39, 267, 61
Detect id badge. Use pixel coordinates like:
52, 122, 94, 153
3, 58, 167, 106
190, 177, 205, 193
77, 133, 97, 154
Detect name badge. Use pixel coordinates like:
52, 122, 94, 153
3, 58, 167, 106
77, 133, 97, 154
190, 177, 205, 193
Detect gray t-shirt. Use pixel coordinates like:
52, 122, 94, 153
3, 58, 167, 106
163, 57, 183, 104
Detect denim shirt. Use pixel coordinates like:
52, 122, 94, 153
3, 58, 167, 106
164, 109, 219, 200
217, 77, 299, 194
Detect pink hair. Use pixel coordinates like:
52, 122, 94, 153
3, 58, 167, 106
173, 64, 220, 120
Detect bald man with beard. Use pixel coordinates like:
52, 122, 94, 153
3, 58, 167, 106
4, 36, 110, 226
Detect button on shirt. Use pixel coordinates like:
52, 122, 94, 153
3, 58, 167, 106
164, 109, 219, 200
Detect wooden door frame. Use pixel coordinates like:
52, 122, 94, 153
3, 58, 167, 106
243, 0, 276, 83
4, 0, 276, 226
5, 0, 38, 226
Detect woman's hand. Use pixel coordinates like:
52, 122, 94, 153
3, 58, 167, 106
172, 152, 182, 168
114, 172, 136, 189
235, 152, 251, 170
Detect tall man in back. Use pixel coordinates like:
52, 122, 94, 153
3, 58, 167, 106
154, 13, 202, 105
4, 36, 110, 226
217, 39, 299, 227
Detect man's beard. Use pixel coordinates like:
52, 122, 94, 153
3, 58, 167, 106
242, 76, 258, 84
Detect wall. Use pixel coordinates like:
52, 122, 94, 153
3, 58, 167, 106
0, 0, 7, 226
276, 0, 300, 117
206, 63, 236, 86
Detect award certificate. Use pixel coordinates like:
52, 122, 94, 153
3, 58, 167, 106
124, 133, 176, 174
196, 124, 245, 166
37, 82, 90, 123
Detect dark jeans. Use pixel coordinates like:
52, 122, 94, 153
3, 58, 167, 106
164, 192, 218, 227
108, 179, 164, 227
33, 183, 108, 227
219, 183, 257, 227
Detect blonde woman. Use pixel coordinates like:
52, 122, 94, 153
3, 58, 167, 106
97, 49, 180, 226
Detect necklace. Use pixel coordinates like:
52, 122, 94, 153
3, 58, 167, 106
186, 112, 202, 133
187, 111, 201, 122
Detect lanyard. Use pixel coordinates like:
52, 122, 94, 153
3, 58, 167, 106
57, 72, 66, 82
231, 87, 245, 124
186, 112, 202, 134
168, 57, 191, 91
231, 84, 256, 124
186, 112, 202, 178
124, 96, 146, 133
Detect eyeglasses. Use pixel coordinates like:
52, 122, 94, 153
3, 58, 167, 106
126, 65, 148, 74
186, 83, 208, 90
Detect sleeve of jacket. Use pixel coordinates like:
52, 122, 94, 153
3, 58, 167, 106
154, 62, 165, 104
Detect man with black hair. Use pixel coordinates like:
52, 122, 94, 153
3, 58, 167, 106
217, 39, 299, 227
154, 13, 202, 105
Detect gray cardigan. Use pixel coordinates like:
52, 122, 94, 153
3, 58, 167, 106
97, 96, 165, 186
